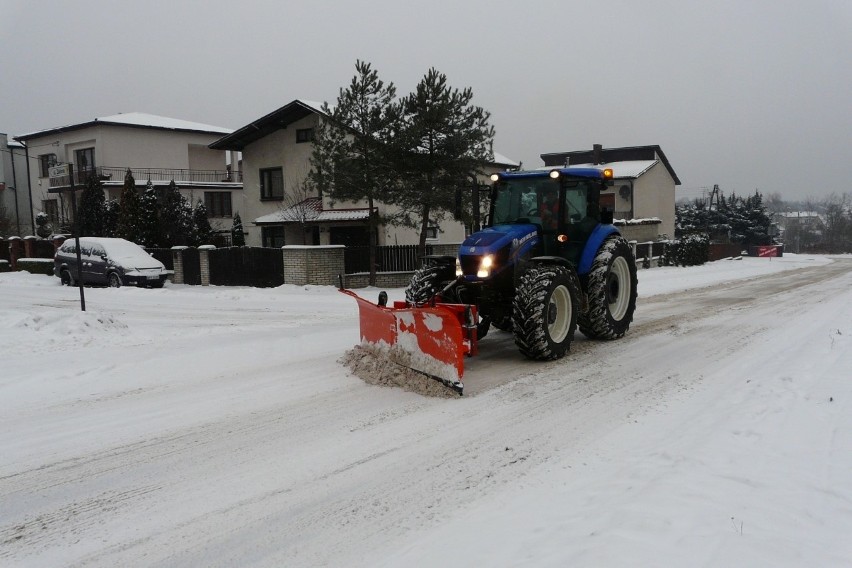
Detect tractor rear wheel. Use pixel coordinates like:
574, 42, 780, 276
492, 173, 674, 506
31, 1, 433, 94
579, 236, 638, 339
513, 264, 580, 360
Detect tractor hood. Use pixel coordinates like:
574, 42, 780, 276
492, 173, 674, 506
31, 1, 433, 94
458, 224, 540, 280
461, 224, 538, 256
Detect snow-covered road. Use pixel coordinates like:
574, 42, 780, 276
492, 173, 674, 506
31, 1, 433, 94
1, 256, 850, 567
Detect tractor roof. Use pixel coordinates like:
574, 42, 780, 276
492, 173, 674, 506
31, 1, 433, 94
494, 167, 608, 180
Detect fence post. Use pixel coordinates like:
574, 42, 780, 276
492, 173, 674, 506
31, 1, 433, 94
198, 244, 215, 286
23, 235, 37, 258
8, 236, 22, 271
171, 246, 187, 284
52, 235, 66, 252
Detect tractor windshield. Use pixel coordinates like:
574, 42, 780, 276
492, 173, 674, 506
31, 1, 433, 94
490, 177, 598, 228
491, 178, 559, 225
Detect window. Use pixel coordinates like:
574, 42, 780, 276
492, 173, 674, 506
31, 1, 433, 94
260, 167, 284, 200
204, 192, 233, 217
39, 154, 57, 178
262, 226, 285, 248
296, 128, 315, 143
42, 200, 59, 225
75, 148, 95, 172
426, 225, 439, 240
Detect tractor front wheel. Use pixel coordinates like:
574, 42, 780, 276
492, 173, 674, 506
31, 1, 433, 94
579, 236, 638, 339
513, 265, 580, 360
405, 261, 454, 306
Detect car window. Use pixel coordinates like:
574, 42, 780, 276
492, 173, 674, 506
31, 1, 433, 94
91, 245, 106, 258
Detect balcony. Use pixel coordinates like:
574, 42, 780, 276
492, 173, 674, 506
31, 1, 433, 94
48, 166, 242, 191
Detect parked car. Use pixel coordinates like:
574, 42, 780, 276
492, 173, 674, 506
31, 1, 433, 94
54, 237, 168, 288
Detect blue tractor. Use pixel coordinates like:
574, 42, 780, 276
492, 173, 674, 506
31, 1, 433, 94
405, 166, 638, 361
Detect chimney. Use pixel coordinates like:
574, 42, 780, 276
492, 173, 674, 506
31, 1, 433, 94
592, 143, 603, 165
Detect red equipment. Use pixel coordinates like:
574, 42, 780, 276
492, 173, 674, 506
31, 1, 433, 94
339, 288, 479, 394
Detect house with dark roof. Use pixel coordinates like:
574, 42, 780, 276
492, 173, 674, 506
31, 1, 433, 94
15, 113, 242, 239
541, 144, 680, 239
210, 99, 518, 248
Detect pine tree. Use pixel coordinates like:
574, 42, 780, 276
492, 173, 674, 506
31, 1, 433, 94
160, 180, 193, 246
231, 212, 245, 247
396, 67, 495, 257
77, 171, 106, 236
309, 60, 401, 284
138, 179, 161, 247
192, 199, 216, 246
117, 169, 142, 242
103, 200, 120, 237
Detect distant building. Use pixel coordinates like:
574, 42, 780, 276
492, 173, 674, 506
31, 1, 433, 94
14, 113, 241, 240
0, 133, 33, 236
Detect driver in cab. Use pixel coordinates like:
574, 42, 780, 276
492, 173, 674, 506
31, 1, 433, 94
540, 188, 560, 230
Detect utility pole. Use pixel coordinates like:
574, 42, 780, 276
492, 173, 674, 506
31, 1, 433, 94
51, 163, 86, 311
69, 164, 86, 311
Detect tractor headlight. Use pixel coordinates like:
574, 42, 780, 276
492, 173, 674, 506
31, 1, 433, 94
456, 258, 463, 277
477, 254, 494, 278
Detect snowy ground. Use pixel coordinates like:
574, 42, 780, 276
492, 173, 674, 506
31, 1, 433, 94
1, 254, 850, 567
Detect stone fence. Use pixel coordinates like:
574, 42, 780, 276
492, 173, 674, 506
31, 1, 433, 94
2, 235, 66, 271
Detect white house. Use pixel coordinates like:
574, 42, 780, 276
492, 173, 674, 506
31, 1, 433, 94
541, 144, 681, 239
209, 99, 518, 248
14, 113, 242, 239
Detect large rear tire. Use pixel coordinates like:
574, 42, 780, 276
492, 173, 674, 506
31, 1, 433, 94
579, 236, 638, 339
513, 265, 580, 360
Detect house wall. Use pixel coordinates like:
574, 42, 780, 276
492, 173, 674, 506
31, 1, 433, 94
241, 115, 319, 246
631, 161, 675, 238
239, 112, 513, 248
1, 134, 34, 236
24, 124, 231, 232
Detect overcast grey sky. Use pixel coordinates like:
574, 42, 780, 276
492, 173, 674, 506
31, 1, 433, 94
2, 0, 849, 201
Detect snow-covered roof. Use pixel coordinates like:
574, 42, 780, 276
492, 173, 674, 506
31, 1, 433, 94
16, 113, 233, 140
254, 198, 370, 224
566, 160, 658, 179
93, 112, 233, 134
491, 151, 519, 167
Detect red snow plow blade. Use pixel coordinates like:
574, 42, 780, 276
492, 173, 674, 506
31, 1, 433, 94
340, 288, 479, 394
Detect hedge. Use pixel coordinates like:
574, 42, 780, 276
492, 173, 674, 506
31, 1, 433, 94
16, 258, 55, 276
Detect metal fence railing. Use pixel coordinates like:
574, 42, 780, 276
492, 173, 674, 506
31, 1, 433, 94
49, 167, 242, 189
344, 244, 435, 274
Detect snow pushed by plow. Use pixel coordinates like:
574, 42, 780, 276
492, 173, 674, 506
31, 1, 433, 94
340, 344, 459, 398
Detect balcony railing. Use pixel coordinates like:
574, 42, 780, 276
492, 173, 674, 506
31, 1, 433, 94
49, 166, 242, 190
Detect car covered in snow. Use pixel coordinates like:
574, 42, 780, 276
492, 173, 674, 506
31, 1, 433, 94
54, 237, 168, 288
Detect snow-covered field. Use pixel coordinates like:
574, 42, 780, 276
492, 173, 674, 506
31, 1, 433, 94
1, 255, 850, 567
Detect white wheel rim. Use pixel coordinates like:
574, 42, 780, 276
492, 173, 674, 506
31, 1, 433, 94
609, 256, 631, 320
548, 285, 572, 343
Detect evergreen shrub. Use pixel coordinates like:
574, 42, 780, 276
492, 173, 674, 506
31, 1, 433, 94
660, 233, 710, 267
16, 258, 55, 275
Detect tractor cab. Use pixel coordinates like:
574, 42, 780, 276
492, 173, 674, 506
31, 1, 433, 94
487, 168, 612, 265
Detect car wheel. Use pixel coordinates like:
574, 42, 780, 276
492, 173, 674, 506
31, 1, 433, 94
107, 272, 123, 288
60, 269, 75, 286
